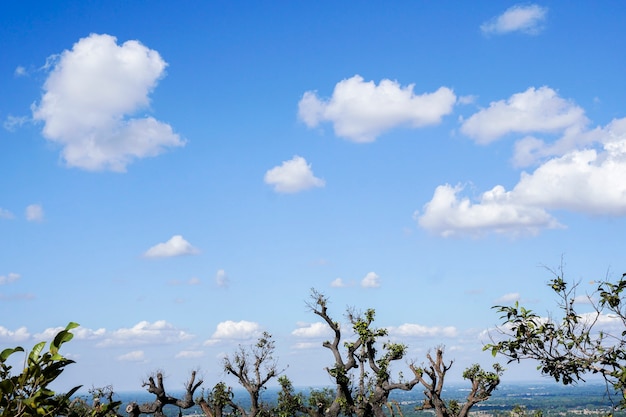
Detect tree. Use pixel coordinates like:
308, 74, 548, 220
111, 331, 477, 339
222, 332, 282, 417
0, 322, 81, 417
486, 267, 626, 407
413, 348, 503, 417
308, 289, 502, 417
125, 370, 202, 417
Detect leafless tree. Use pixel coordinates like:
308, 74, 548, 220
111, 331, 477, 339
125, 371, 202, 417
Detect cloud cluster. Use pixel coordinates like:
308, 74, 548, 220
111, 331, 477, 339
143, 235, 199, 258
417, 85, 626, 237
481, 4, 548, 35
299, 75, 456, 142
32, 33, 184, 172
264, 155, 325, 193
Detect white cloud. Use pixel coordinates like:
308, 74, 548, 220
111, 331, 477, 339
143, 235, 199, 258
25, 204, 44, 222
361, 272, 380, 288
97, 320, 194, 347
460, 87, 587, 144
298, 75, 456, 142
117, 350, 145, 362
31, 33, 184, 172
3, 115, 28, 132
0, 273, 20, 285
416, 184, 561, 237
0, 208, 14, 219
215, 269, 229, 288
208, 320, 262, 342
388, 323, 458, 338
264, 155, 325, 193
175, 350, 205, 359
291, 322, 332, 338
481, 4, 548, 35
0, 326, 30, 342
330, 278, 348, 288
418, 119, 626, 236
495, 292, 521, 304
14, 66, 27, 77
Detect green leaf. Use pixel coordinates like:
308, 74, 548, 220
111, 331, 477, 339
0, 347, 24, 362
29, 341, 46, 363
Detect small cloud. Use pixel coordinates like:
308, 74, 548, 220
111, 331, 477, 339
175, 350, 204, 359
292, 342, 319, 350
495, 292, 521, 304
0, 273, 20, 285
264, 155, 325, 193
143, 235, 199, 258
0, 208, 14, 219
330, 278, 348, 288
481, 4, 548, 36
299, 75, 456, 142
3, 115, 28, 132
388, 323, 458, 338
215, 269, 229, 288
14, 66, 27, 77
98, 320, 194, 347
168, 277, 202, 286
361, 272, 380, 288
117, 350, 145, 362
188, 277, 201, 285
206, 320, 262, 344
25, 204, 44, 222
292, 322, 331, 338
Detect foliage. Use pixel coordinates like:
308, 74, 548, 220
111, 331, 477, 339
485, 266, 626, 407
0, 322, 81, 417
66, 385, 122, 417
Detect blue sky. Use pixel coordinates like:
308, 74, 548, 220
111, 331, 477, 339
1, 1, 625, 393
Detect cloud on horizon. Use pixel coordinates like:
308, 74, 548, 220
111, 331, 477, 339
31, 33, 184, 172
299, 75, 456, 142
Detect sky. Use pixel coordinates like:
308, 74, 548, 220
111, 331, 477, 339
1, 1, 626, 394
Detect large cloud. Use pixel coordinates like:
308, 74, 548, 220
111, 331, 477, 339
264, 155, 325, 193
299, 75, 456, 142
418, 118, 626, 236
481, 4, 548, 36
207, 320, 263, 342
32, 33, 184, 171
460, 87, 587, 145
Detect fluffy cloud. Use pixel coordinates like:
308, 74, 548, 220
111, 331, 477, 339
117, 350, 145, 362
416, 184, 562, 237
460, 87, 587, 145
0, 273, 20, 285
291, 322, 332, 338
25, 204, 44, 222
0, 326, 30, 342
209, 320, 262, 341
361, 272, 380, 288
97, 320, 194, 347
330, 278, 348, 288
299, 75, 456, 142
264, 156, 325, 193
481, 4, 548, 35
31, 33, 184, 172
388, 323, 458, 338
143, 235, 199, 258
419, 87, 626, 237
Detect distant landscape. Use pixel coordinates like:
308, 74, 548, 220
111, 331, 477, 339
105, 383, 624, 417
